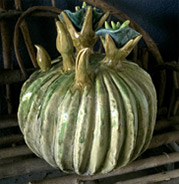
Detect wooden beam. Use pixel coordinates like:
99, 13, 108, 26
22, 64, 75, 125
0, 9, 60, 20
31, 152, 179, 183
0, 68, 34, 84
0, 157, 59, 179
115, 169, 179, 184
78, 152, 179, 182
0, 145, 32, 160
0, 134, 24, 147
154, 116, 179, 131
149, 131, 179, 149
30, 175, 79, 184
0, 115, 17, 129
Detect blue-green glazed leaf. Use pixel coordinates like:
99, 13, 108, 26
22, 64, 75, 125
60, 7, 104, 31
96, 27, 140, 48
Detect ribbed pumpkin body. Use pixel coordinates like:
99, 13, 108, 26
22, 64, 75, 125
18, 54, 157, 175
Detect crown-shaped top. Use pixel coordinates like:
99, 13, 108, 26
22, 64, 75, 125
35, 2, 142, 89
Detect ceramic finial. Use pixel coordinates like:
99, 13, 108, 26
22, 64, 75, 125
73, 48, 92, 89
35, 45, 51, 72
61, 6, 109, 54
101, 34, 142, 68
56, 20, 75, 72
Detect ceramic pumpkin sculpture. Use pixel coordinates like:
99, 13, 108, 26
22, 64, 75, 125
18, 3, 157, 175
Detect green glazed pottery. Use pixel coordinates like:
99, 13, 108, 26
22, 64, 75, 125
18, 3, 157, 175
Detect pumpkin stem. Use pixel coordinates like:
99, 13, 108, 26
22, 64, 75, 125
35, 45, 51, 72
101, 34, 142, 68
73, 48, 92, 89
56, 20, 75, 72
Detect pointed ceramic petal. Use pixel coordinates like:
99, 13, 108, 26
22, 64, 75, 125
82, 2, 87, 9
105, 21, 112, 30
56, 21, 61, 54
56, 20, 66, 38
81, 6, 93, 36
95, 11, 110, 30
35, 45, 51, 72
105, 34, 118, 56
60, 12, 78, 39
119, 35, 142, 59
122, 39, 134, 51
76, 48, 90, 73
111, 21, 117, 30
120, 20, 130, 28
100, 35, 106, 47
118, 39, 134, 59
75, 48, 91, 88
56, 20, 73, 54
75, 6, 80, 12
132, 35, 142, 47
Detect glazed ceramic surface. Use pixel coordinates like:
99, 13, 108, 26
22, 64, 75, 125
18, 3, 157, 175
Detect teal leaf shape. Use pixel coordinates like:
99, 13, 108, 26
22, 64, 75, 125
60, 7, 104, 31
96, 27, 140, 48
